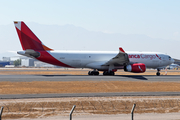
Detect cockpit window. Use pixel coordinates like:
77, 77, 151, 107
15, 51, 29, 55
169, 56, 171, 59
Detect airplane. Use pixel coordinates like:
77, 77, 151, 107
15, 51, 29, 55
14, 21, 174, 76
167, 63, 179, 70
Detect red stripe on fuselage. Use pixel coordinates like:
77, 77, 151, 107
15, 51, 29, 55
156, 54, 161, 60
37, 51, 72, 67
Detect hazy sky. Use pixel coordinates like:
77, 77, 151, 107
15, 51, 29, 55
0, 0, 180, 60
0, 0, 180, 41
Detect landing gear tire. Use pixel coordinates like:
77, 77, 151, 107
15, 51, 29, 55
156, 69, 161, 76
103, 71, 115, 76
110, 71, 115, 75
156, 72, 160, 76
88, 71, 92, 75
88, 71, 99, 75
103, 71, 107, 75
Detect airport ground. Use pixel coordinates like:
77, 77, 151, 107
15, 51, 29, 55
12, 113, 180, 120
0, 67, 179, 75
0, 68, 180, 119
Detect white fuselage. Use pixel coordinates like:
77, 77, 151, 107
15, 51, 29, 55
46, 50, 174, 70
14, 21, 174, 74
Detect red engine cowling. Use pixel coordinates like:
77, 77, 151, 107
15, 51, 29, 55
124, 63, 146, 73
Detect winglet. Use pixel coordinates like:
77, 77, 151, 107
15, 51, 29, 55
119, 47, 125, 53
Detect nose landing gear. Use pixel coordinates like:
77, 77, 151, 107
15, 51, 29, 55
156, 69, 161, 76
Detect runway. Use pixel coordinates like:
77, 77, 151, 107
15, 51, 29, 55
0, 74, 180, 82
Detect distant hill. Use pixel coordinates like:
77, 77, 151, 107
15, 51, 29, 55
0, 22, 179, 59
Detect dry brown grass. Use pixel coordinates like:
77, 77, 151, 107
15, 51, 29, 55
1, 96, 180, 119
1, 81, 180, 94
1, 68, 180, 119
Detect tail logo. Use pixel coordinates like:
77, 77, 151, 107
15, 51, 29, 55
14, 21, 53, 51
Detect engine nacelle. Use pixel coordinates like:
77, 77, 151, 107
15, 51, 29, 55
124, 63, 146, 73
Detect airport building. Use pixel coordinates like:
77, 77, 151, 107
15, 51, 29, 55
21, 58, 35, 67
0, 61, 10, 67
1, 56, 57, 68
2, 57, 14, 65
2, 57, 11, 61
174, 59, 180, 65
21, 57, 56, 67
34, 61, 56, 67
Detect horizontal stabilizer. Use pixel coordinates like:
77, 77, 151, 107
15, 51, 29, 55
17, 49, 40, 58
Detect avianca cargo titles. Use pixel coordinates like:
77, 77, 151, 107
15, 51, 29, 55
14, 21, 174, 76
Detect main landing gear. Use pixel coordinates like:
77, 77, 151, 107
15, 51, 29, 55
103, 71, 115, 76
156, 69, 160, 76
88, 70, 99, 75
88, 70, 115, 76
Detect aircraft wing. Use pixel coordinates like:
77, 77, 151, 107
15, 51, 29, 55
102, 47, 129, 66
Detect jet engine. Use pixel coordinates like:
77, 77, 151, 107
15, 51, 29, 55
124, 63, 146, 73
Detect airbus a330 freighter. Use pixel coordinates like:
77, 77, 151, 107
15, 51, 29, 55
14, 21, 174, 76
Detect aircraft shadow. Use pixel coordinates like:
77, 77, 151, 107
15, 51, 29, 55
39, 74, 148, 80
115, 75, 148, 80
